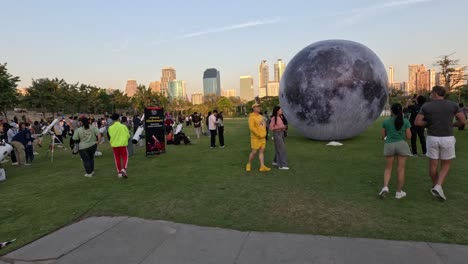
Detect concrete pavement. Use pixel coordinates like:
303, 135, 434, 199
2, 216, 467, 264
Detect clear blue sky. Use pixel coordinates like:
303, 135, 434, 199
2, 0, 467, 96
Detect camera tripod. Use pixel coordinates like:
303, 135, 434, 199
46, 133, 66, 162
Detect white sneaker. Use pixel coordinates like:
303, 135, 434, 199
431, 185, 446, 200
379, 187, 389, 198
272, 162, 278, 166
12, 162, 19, 166
120, 169, 128, 178
33, 152, 39, 155
91, 171, 95, 176
117, 173, 123, 178
84, 173, 93, 177
395, 191, 407, 199
279, 167, 290, 170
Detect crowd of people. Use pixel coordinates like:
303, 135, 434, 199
2, 87, 467, 202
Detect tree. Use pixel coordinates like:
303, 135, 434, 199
217, 97, 234, 115
25, 78, 68, 118
0, 63, 20, 121
435, 54, 467, 102
388, 88, 406, 106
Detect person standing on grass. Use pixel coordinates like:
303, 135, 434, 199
379, 103, 412, 199
405, 95, 427, 156
270, 106, 289, 170
11, 123, 31, 166
208, 110, 218, 148
217, 111, 225, 148
108, 113, 131, 179
415, 86, 466, 200
72, 117, 101, 177
246, 103, 270, 172
458, 102, 467, 130
192, 112, 202, 140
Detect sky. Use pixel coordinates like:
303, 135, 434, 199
1, 0, 467, 97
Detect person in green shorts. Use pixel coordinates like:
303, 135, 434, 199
379, 103, 412, 199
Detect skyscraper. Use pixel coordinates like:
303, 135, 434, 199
191, 93, 203, 105
125, 79, 137, 97
428, 69, 436, 89
436, 72, 446, 87
388, 66, 394, 84
274, 59, 286, 82
149, 81, 161, 93
240, 75, 254, 102
416, 71, 429, 92
222, 89, 236, 97
161, 67, 176, 97
168, 80, 185, 99
203, 68, 221, 96
258, 60, 269, 92
408, 64, 426, 94
267, 81, 280, 97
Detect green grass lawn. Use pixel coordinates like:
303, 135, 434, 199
1, 118, 468, 254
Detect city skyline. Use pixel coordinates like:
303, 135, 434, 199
2, 0, 468, 97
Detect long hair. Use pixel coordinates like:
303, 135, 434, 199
391, 103, 404, 131
81, 117, 90, 129
271, 106, 288, 126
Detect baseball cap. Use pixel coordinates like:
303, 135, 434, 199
251, 103, 260, 109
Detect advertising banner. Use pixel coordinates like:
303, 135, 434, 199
144, 106, 165, 156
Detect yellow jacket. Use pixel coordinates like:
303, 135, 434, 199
108, 121, 130, 147
248, 113, 267, 139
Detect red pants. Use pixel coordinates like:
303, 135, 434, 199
112, 146, 128, 172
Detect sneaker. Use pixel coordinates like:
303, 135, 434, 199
411, 154, 418, 157
279, 167, 290, 170
272, 162, 278, 166
219, 146, 225, 148
379, 187, 389, 198
33, 152, 39, 155
12, 162, 19, 166
395, 191, 407, 199
121, 169, 128, 178
431, 185, 446, 200
259, 166, 271, 172
117, 173, 123, 178
91, 171, 95, 176
24, 163, 31, 166
84, 173, 93, 177
245, 163, 251, 172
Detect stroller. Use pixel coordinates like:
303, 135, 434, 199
174, 124, 191, 145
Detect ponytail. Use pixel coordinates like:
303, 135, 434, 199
391, 103, 403, 130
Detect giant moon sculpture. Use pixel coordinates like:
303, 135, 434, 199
279, 40, 388, 140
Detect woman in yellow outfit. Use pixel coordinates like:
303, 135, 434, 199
246, 103, 271, 172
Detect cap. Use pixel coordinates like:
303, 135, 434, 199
251, 103, 260, 109
9, 122, 17, 127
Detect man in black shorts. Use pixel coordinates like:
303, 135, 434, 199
415, 86, 466, 200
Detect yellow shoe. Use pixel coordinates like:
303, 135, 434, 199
246, 163, 251, 172
259, 166, 271, 172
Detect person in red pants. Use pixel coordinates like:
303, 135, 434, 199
108, 113, 131, 178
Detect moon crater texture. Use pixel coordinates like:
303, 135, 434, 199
280, 40, 388, 140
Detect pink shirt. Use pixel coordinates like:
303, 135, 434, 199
269, 116, 287, 131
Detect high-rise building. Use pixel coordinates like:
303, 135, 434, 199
125, 79, 137, 97
428, 69, 436, 89
408, 64, 426, 94
203, 68, 221, 96
416, 71, 429, 92
191, 93, 203, 105
258, 60, 269, 92
222, 89, 236, 97
149, 81, 161, 93
267, 81, 280, 97
436, 72, 446, 87
16, 87, 28, 96
274, 59, 286, 82
168, 80, 185, 99
161, 67, 176, 97
388, 66, 394, 85
240, 75, 254, 102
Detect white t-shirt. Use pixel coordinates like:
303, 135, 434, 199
208, 115, 217, 130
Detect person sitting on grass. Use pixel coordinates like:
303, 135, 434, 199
379, 103, 412, 199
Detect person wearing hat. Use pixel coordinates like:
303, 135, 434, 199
108, 113, 131, 178
246, 103, 271, 172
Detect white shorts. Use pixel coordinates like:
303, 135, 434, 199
426, 136, 456, 160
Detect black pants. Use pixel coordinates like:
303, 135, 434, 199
218, 126, 224, 147
411, 126, 426, 155
78, 144, 97, 174
210, 129, 217, 147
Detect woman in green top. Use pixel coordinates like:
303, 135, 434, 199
379, 103, 412, 199
72, 117, 101, 177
